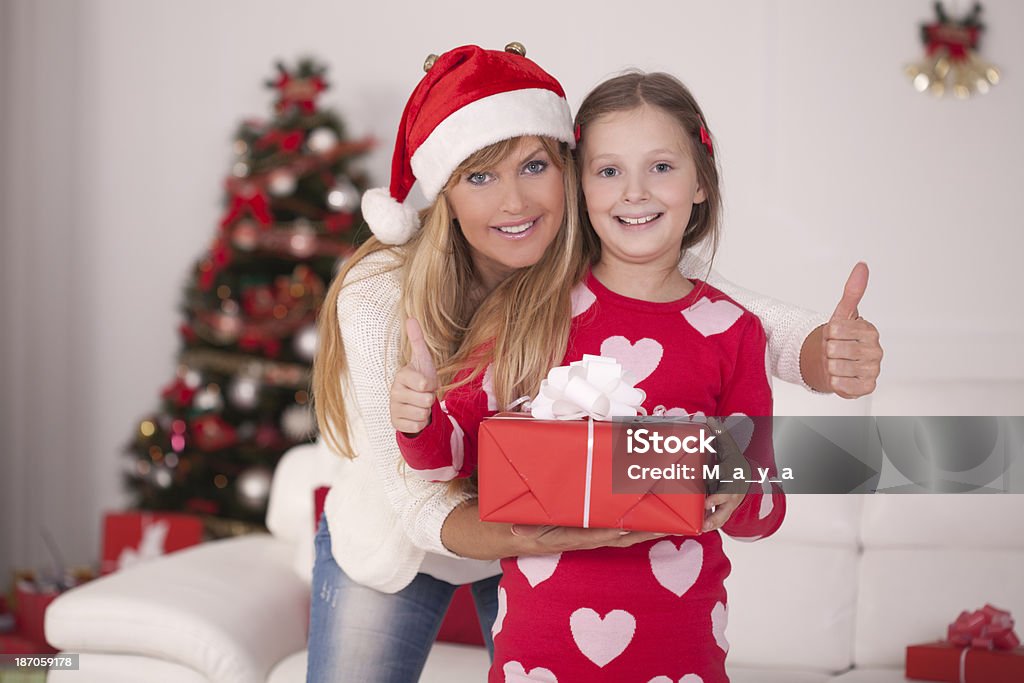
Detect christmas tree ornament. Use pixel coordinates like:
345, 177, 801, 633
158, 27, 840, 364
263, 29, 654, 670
267, 169, 297, 196
307, 127, 339, 154
232, 161, 250, 178
161, 378, 197, 408
254, 423, 287, 449
192, 383, 224, 412
288, 221, 317, 258
232, 139, 249, 157
191, 414, 239, 451
220, 181, 273, 229
254, 128, 304, 153
152, 466, 173, 489
281, 404, 316, 441
267, 60, 328, 115
228, 374, 260, 410
180, 367, 203, 388
292, 324, 318, 361
236, 467, 273, 510
231, 221, 260, 251
905, 2, 1000, 99
362, 43, 573, 245
327, 177, 360, 212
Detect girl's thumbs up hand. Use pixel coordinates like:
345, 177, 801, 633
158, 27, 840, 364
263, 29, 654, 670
390, 318, 439, 435
821, 263, 883, 398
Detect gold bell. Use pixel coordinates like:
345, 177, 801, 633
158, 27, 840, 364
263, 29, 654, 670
504, 42, 526, 57
423, 53, 439, 72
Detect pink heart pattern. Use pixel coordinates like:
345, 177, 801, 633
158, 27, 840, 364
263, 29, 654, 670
482, 364, 498, 411
516, 553, 561, 588
649, 539, 703, 597
681, 298, 743, 337
570, 607, 636, 667
722, 412, 754, 453
492, 587, 507, 638
711, 601, 729, 652
647, 676, 704, 683
599, 336, 664, 385
503, 661, 559, 682
571, 282, 597, 318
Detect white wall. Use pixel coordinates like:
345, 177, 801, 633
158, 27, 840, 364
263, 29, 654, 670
3, 0, 1023, 575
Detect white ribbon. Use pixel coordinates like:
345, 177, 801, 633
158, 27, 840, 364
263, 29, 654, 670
530, 354, 646, 421
529, 355, 645, 527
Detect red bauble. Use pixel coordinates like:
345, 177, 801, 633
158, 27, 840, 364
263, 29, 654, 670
190, 414, 238, 452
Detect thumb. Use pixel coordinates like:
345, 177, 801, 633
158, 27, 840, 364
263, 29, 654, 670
830, 262, 869, 321
405, 317, 437, 381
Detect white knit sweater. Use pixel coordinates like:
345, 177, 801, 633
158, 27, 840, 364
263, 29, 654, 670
323, 249, 829, 593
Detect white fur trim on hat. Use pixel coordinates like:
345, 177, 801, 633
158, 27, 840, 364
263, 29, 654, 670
362, 187, 420, 245
411, 88, 573, 201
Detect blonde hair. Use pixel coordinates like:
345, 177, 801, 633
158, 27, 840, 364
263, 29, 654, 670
313, 136, 584, 461
574, 71, 723, 267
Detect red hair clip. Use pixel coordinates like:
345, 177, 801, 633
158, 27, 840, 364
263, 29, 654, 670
700, 125, 714, 157
574, 123, 582, 144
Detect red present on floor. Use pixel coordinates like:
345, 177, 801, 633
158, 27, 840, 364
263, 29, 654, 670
9, 583, 60, 654
906, 604, 1024, 682
478, 413, 707, 535
906, 642, 1024, 682
101, 512, 204, 575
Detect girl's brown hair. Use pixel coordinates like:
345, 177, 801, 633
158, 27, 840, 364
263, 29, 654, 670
573, 71, 723, 265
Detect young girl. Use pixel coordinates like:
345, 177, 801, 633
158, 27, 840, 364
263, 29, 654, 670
394, 71, 784, 682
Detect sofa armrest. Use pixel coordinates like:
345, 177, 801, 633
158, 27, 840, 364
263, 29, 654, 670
46, 534, 308, 683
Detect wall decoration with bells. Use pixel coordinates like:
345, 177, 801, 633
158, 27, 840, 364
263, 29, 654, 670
905, 2, 1001, 99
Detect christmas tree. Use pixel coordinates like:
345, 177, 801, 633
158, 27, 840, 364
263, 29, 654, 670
126, 59, 373, 531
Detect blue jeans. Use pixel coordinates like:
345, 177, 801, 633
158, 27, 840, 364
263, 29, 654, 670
306, 515, 500, 683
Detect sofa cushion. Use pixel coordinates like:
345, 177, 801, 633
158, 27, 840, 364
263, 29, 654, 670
47, 653, 211, 683
728, 666, 831, 683
723, 495, 861, 673
45, 535, 308, 683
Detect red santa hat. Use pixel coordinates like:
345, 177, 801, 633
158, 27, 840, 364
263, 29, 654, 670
362, 43, 574, 245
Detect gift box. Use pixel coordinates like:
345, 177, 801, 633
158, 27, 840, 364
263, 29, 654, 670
11, 582, 59, 654
101, 512, 204, 574
478, 413, 707, 535
906, 605, 1024, 682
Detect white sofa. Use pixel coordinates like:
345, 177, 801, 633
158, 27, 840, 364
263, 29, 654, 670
45, 382, 1024, 682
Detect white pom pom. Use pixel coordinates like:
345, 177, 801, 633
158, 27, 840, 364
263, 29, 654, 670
361, 187, 420, 245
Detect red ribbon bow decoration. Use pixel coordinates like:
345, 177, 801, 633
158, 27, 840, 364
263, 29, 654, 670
947, 605, 1020, 651
267, 62, 327, 115
220, 182, 273, 230
254, 128, 304, 153
699, 125, 714, 158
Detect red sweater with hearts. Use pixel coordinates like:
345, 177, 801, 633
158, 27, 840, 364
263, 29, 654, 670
398, 272, 785, 681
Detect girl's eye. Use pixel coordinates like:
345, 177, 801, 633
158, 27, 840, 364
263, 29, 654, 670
523, 159, 548, 175
466, 171, 492, 186
598, 167, 618, 178
653, 162, 672, 173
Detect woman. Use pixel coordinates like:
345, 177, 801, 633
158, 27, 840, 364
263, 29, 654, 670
308, 43, 881, 683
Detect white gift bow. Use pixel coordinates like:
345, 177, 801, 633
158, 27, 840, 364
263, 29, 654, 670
530, 354, 646, 421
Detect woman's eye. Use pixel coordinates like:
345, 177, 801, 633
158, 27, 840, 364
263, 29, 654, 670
523, 159, 548, 174
466, 172, 492, 185
653, 163, 672, 173
598, 167, 618, 178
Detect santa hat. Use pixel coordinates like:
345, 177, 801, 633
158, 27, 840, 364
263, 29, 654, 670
362, 43, 574, 245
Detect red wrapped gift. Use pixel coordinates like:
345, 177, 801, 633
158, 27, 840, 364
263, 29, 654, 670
11, 583, 59, 654
101, 512, 204, 574
478, 413, 707, 534
906, 605, 1024, 682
